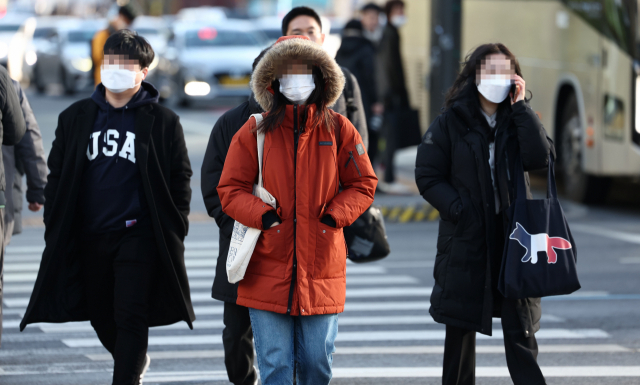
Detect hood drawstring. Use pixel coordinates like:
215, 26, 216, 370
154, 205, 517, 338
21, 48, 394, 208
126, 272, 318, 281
115, 106, 128, 163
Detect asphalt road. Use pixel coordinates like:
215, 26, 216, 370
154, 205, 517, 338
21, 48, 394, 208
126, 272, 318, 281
1, 91, 639, 384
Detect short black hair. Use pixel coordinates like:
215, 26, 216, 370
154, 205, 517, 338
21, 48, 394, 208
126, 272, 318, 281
118, 5, 137, 24
252, 46, 271, 72
281, 6, 322, 36
103, 30, 154, 68
361, 2, 383, 13
384, 0, 405, 18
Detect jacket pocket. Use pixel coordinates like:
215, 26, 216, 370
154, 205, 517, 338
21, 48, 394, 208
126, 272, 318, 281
247, 220, 290, 280
313, 221, 346, 279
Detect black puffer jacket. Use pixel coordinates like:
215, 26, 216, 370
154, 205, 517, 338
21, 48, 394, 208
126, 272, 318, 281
336, 35, 379, 122
415, 98, 554, 337
201, 95, 262, 303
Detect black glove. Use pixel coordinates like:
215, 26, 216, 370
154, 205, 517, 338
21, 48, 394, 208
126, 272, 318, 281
262, 211, 280, 229
320, 215, 337, 228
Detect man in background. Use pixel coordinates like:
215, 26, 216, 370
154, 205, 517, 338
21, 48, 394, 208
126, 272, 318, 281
361, 2, 384, 46
2, 80, 47, 247
91, 5, 137, 86
378, 0, 411, 192
336, 20, 381, 163
0, 65, 27, 347
282, 6, 369, 149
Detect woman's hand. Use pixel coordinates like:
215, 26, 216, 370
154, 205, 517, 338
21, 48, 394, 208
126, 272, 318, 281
270, 221, 281, 228
510, 74, 525, 105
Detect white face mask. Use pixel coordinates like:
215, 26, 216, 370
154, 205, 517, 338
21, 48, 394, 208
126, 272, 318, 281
279, 74, 315, 104
390, 15, 407, 28
477, 75, 512, 104
101, 67, 144, 93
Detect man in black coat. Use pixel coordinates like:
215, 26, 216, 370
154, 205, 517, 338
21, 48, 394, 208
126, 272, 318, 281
378, 0, 410, 185
3, 80, 48, 247
0, 65, 27, 346
201, 50, 267, 385
336, 19, 381, 163
21, 31, 194, 384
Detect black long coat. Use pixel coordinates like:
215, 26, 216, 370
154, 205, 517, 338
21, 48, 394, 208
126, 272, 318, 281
201, 96, 262, 303
20, 98, 196, 331
415, 99, 554, 336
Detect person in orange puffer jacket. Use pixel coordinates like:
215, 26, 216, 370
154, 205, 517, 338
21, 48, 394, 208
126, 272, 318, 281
217, 35, 377, 385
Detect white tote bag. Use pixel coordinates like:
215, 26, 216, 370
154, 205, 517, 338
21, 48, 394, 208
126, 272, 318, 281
226, 113, 276, 284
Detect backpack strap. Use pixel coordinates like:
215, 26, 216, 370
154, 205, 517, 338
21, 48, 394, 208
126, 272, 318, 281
252, 113, 265, 188
340, 67, 357, 120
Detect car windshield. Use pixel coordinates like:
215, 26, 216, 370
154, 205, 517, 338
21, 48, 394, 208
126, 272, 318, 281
33, 27, 56, 39
0, 25, 21, 33
67, 30, 96, 43
136, 28, 161, 36
260, 29, 281, 40
185, 28, 261, 48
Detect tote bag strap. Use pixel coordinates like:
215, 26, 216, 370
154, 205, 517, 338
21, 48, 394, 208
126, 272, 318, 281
252, 113, 265, 188
514, 152, 558, 200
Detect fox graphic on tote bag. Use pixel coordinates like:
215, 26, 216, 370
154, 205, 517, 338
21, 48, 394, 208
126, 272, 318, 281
226, 113, 276, 284
498, 154, 580, 299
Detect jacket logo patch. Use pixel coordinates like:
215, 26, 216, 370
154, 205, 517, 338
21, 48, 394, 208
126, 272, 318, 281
423, 132, 434, 145
355, 143, 365, 155
319, 141, 333, 146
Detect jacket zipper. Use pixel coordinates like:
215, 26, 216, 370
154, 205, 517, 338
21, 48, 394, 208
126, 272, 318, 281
505, 151, 511, 181
287, 104, 299, 315
345, 151, 362, 176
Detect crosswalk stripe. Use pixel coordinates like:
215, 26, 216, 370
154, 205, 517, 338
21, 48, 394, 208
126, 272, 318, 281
4, 287, 434, 307
1, 314, 567, 332
83, 344, 632, 362
61, 328, 609, 348
331, 366, 640, 378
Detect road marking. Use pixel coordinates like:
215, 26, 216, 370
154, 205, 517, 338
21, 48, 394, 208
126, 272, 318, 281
183, 241, 219, 249
571, 224, 640, 245
620, 257, 640, 264
2, 284, 34, 294
4, 314, 565, 332
345, 275, 420, 285
4, 246, 44, 254
4, 273, 36, 283
84, 344, 632, 362
330, 366, 640, 378
61, 328, 609, 347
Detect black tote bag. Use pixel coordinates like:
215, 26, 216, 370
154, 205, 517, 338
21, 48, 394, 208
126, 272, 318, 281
498, 155, 580, 299
344, 205, 391, 263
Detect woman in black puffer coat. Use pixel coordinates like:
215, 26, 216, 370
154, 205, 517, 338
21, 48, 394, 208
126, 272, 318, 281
415, 43, 554, 385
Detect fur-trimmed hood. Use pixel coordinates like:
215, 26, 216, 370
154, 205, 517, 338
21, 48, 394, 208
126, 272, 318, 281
251, 36, 345, 111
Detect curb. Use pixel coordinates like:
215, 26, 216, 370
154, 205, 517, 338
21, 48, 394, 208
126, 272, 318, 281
379, 203, 440, 223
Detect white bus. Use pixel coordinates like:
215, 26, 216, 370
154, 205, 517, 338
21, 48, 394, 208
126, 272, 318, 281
401, 0, 640, 203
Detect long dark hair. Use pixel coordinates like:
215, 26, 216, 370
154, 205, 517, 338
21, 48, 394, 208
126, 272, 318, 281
443, 43, 529, 111
258, 65, 335, 133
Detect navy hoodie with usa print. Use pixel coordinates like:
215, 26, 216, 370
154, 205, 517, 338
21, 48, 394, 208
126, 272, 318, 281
79, 81, 159, 234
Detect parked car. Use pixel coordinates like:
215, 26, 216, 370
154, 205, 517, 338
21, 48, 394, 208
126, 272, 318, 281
0, 12, 34, 81
28, 17, 70, 92
58, 19, 105, 94
168, 20, 266, 105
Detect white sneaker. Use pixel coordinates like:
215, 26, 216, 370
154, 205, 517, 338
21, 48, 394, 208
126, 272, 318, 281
139, 354, 151, 384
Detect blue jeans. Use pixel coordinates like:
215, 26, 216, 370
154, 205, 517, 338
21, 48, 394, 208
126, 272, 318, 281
248, 308, 338, 385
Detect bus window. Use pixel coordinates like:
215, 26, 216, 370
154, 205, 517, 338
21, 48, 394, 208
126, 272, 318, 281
563, 0, 636, 58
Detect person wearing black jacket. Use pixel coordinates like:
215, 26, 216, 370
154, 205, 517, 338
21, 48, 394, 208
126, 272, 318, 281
415, 44, 553, 385
378, 0, 410, 186
336, 20, 380, 163
201, 50, 267, 385
3, 80, 48, 247
21, 31, 194, 384
0, 65, 27, 346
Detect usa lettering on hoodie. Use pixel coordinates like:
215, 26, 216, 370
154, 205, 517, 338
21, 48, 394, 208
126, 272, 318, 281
78, 82, 160, 234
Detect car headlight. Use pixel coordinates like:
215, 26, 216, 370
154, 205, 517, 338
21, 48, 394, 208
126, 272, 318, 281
184, 81, 210, 96
0, 42, 8, 59
25, 51, 37, 66
71, 57, 92, 72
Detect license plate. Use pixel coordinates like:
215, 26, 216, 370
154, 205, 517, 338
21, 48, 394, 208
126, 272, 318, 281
218, 75, 250, 87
